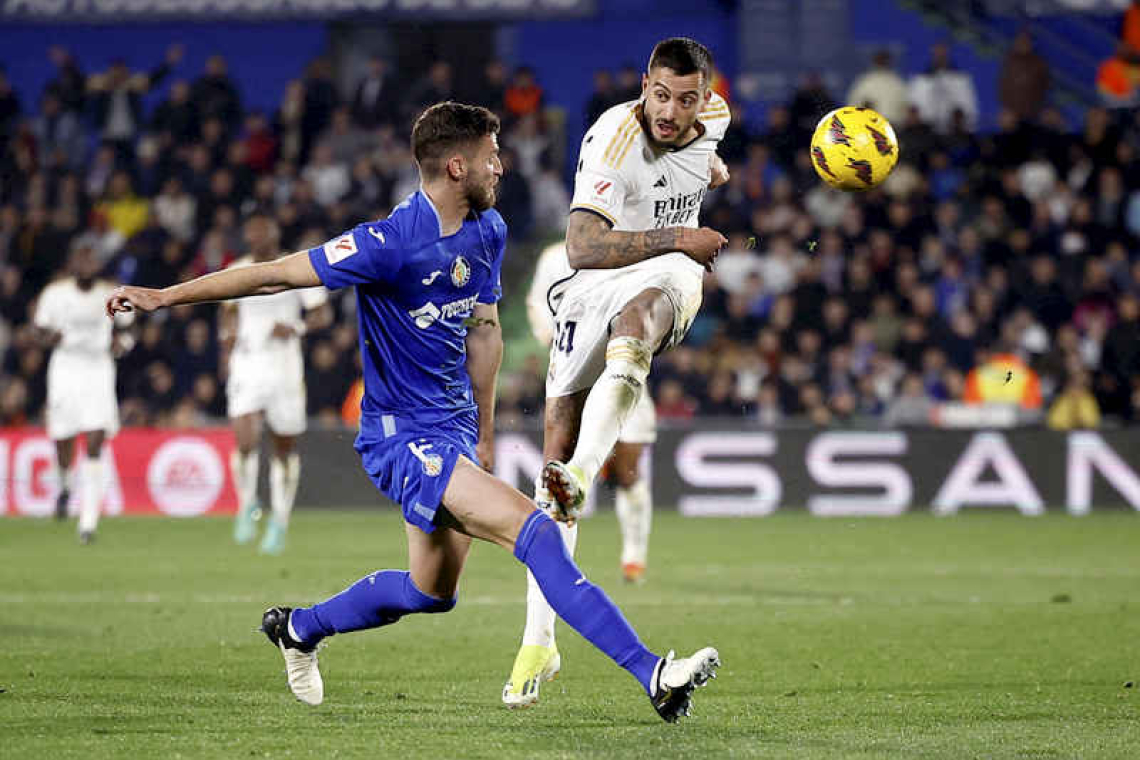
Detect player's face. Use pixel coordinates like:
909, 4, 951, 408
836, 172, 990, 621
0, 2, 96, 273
244, 216, 279, 257
641, 67, 709, 146
464, 134, 503, 212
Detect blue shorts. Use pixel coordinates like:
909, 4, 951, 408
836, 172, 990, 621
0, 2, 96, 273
354, 411, 479, 534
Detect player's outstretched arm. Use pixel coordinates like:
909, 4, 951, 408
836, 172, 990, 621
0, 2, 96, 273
565, 210, 726, 272
465, 302, 503, 473
106, 251, 321, 316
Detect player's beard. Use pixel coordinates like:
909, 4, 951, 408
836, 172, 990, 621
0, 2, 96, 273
466, 176, 497, 212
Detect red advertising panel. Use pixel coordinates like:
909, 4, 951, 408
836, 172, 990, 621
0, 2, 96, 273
0, 428, 237, 517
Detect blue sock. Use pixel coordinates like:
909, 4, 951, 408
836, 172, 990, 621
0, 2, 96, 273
289, 570, 455, 645
513, 510, 660, 694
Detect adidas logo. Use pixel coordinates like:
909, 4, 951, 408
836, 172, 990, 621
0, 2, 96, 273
653, 176, 667, 188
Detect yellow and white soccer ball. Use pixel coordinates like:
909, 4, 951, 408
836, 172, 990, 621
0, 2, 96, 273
809, 106, 899, 191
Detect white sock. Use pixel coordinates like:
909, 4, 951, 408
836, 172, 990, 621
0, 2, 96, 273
521, 476, 578, 648
230, 450, 259, 509
616, 477, 652, 567
77, 457, 103, 535
269, 453, 300, 527
54, 461, 73, 513
568, 336, 652, 485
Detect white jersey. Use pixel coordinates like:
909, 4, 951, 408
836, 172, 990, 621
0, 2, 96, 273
569, 93, 730, 283
228, 256, 328, 361
34, 278, 121, 359
34, 278, 127, 439
526, 242, 575, 347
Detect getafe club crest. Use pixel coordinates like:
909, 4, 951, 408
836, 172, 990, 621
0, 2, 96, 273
451, 256, 471, 288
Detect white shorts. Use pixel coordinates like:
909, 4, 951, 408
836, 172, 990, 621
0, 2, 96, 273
619, 388, 657, 444
545, 266, 703, 398
46, 354, 119, 441
227, 353, 307, 436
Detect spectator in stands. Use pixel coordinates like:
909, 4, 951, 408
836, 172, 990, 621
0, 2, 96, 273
475, 59, 508, 114
30, 92, 85, 171
615, 63, 641, 101
0, 68, 20, 152
847, 49, 908, 125
585, 70, 617, 126
151, 80, 199, 146
504, 66, 544, 121
1047, 368, 1100, 430
45, 46, 85, 116
191, 54, 241, 131
351, 55, 393, 129
999, 30, 1051, 123
98, 171, 149, 242
406, 61, 453, 127
909, 42, 979, 133
89, 45, 182, 157
788, 71, 836, 146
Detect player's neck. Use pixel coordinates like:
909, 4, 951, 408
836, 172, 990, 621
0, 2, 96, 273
421, 182, 468, 237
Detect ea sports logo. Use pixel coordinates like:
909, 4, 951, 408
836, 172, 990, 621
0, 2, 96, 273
451, 256, 470, 288
146, 438, 224, 516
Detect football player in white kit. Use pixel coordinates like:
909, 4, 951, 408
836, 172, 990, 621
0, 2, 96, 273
526, 241, 657, 584
503, 37, 729, 707
222, 213, 332, 554
34, 241, 131, 544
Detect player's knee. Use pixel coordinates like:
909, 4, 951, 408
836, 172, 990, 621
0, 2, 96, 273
405, 574, 457, 614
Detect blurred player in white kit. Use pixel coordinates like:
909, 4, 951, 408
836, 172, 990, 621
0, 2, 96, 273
526, 241, 657, 584
503, 37, 730, 706
34, 241, 131, 544
221, 213, 332, 554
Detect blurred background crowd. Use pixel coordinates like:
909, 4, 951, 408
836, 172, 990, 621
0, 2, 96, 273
2, 0, 1140, 431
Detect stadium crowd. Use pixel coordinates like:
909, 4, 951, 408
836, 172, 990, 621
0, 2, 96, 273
2, 37, 1140, 431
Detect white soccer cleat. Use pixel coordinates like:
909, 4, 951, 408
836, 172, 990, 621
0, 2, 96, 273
649, 647, 720, 722
260, 607, 324, 706
502, 644, 561, 708
542, 461, 587, 523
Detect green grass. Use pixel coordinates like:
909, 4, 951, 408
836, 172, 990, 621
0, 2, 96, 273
2, 510, 1139, 759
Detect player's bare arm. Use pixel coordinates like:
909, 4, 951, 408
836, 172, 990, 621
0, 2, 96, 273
565, 210, 726, 272
106, 251, 320, 316
708, 153, 730, 189
465, 302, 503, 473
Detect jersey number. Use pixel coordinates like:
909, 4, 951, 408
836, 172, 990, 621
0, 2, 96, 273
555, 321, 577, 354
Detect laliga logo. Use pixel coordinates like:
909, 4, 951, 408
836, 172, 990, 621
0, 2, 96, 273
146, 438, 224, 516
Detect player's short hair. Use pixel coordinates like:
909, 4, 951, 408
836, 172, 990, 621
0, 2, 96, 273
648, 37, 713, 87
412, 102, 501, 178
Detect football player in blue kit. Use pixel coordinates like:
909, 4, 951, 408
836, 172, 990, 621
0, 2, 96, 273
106, 102, 719, 722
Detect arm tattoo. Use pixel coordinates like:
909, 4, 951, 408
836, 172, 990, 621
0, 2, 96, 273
566, 211, 681, 269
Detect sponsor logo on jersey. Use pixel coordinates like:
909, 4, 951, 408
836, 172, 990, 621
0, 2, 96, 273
653, 175, 667, 188
367, 226, 386, 243
422, 270, 444, 285
450, 256, 471, 288
323, 233, 358, 264
591, 180, 614, 202
652, 188, 705, 228
407, 294, 480, 329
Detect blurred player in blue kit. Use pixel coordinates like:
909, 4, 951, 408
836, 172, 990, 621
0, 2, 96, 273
107, 102, 719, 722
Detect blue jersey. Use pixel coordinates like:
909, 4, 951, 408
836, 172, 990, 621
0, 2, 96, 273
308, 191, 506, 425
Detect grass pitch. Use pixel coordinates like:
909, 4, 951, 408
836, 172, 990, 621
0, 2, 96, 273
1, 509, 1138, 759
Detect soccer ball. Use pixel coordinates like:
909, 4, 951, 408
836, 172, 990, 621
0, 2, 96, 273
809, 106, 899, 191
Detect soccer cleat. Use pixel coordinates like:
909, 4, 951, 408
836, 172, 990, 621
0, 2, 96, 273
542, 461, 587, 523
622, 562, 646, 585
649, 647, 720, 723
78, 531, 95, 545
233, 500, 262, 545
55, 488, 69, 520
502, 644, 561, 708
259, 520, 287, 555
260, 606, 323, 706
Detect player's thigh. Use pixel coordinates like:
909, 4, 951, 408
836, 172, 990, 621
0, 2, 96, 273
610, 442, 644, 488
543, 389, 589, 462
231, 412, 262, 452
85, 430, 106, 457
544, 291, 611, 399
610, 287, 675, 348
440, 456, 536, 551
269, 432, 297, 458
405, 522, 472, 600
265, 383, 307, 440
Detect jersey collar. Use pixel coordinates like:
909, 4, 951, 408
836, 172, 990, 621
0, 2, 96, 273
419, 188, 445, 238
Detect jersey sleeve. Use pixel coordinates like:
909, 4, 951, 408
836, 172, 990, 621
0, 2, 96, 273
569, 109, 637, 226
698, 92, 731, 143
33, 285, 60, 331
307, 220, 403, 289
478, 213, 506, 305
